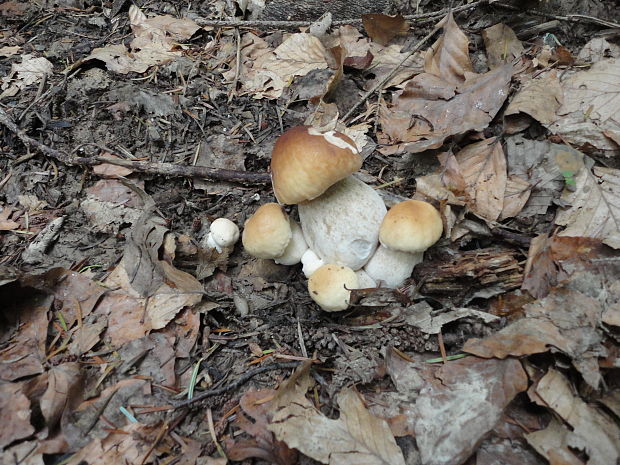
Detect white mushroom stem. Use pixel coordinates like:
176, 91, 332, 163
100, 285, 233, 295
355, 269, 377, 289
205, 218, 240, 253
275, 219, 308, 265
298, 176, 387, 270
301, 249, 324, 278
364, 245, 424, 289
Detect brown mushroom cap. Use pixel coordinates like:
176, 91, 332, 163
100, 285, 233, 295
270, 126, 363, 205
308, 264, 358, 312
242, 203, 292, 259
379, 200, 443, 253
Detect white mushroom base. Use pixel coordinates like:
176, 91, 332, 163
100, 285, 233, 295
364, 246, 423, 288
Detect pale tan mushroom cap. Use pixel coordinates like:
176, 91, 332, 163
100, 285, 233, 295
379, 200, 443, 253
308, 264, 359, 312
242, 203, 292, 259
270, 126, 363, 205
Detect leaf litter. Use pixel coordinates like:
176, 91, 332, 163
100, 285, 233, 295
1, 1, 620, 465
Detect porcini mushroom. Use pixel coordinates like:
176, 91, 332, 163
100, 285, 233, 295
364, 200, 443, 288
242, 203, 307, 264
308, 264, 359, 312
205, 218, 240, 252
270, 126, 386, 270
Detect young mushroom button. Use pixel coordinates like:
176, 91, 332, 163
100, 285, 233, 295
364, 200, 443, 288
205, 218, 240, 253
308, 264, 359, 312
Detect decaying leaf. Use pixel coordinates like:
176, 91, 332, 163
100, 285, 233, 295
424, 12, 472, 85
0, 54, 53, 98
40, 363, 83, 435
362, 14, 409, 46
528, 369, 620, 465
365, 42, 424, 89
379, 65, 511, 154
269, 387, 405, 465
0, 382, 35, 448
555, 165, 620, 248
403, 302, 499, 334
482, 23, 524, 69
547, 59, 620, 155
414, 357, 528, 465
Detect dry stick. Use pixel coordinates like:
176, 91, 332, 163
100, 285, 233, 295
0, 108, 270, 185
494, 2, 620, 29
173, 361, 301, 409
194, 0, 489, 28
340, 24, 441, 123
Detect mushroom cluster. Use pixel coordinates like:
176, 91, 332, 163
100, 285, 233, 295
242, 125, 443, 312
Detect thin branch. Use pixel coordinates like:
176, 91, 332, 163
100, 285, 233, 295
0, 107, 271, 186
340, 24, 441, 123
173, 361, 301, 409
194, 1, 490, 29
494, 2, 620, 29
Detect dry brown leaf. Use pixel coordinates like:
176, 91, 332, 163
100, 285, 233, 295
336, 25, 373, 69
578, 37, 620, 63
424, 12, 472, 85
547, 59, 620, 155
482, 23, 524, 69
273, 33, 330, 78
464, 285, 607, 388
40, 363, 82, 434
530, 369, 620, 465
505, 71, 563, 126
0, 207, 20, 230
362, 14, 409, 46
499, 174, 531, 220
0, 382, 35, 448
84, 5, 199, 74
555, 166, 620, 248
365, 42, 424, 89
0, 441, 44, 465
454, 138, 507, 221
526, 418, 586, 465
0, 54, 53, 98
269, 387, 405, 465
414, 357, 528, 465
68, 318, 107, 356
379, 65, 511, 154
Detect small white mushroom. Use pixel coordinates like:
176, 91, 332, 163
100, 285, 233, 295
205, 218, 240, 252
308, 264, 359, 312
301, 249, 324, 278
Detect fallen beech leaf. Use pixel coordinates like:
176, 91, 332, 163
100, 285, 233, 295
40, 363, 82, 434
362, 14, 409, 46
578, 37, 620, 63
366, 42, 424, 88
526, 418, 586, 465
414, 357, 528, 465
0, 382, 35, 448
0, 207, 19, 230
530, 369, 620, 465
499, 174, 531, 220
455, 138, 507, 221
0, 54, 53, 98
336, 26, 373, 69
379, 65, 511, 154
555, 166, 620, 248
505, 71, 563, 126
424, 12, 472, 85
273, 33, 329, 78
482, 23, 524, 69
547, 59, 620, 155
269, 388, 405, 465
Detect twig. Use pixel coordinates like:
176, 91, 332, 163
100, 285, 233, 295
340, 24, 441, 123
194, 1, 489, 29
494, 2, 620, 29
173, 361, 301, 408
0, 107, 271, 186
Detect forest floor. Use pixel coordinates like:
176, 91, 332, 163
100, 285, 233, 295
1, 0, 620, 464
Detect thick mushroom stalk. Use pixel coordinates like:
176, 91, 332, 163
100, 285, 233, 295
364, 199, 443, 288
298, 176, 387, 270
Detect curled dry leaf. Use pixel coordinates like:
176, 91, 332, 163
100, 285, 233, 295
528, 369, 620, 465
424, 12, 472, 85
0, 54, 54, 99
379, 65, 512, 154
546, 59, 620, 155
362, 14, 409, 46
365, 42, 424, 89
482, 23, 524, 69
555, 166, 620, 248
